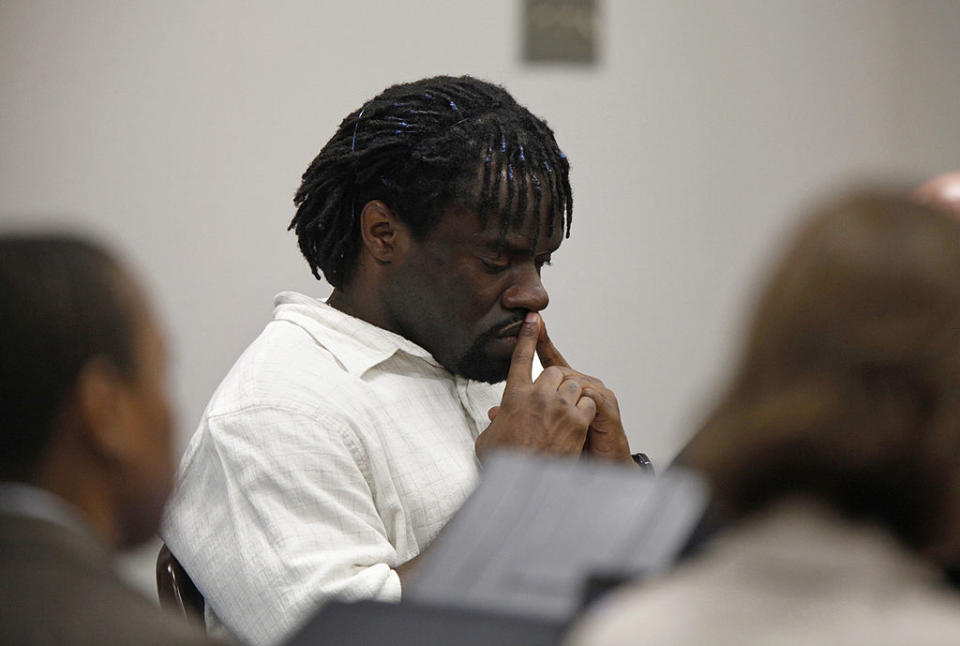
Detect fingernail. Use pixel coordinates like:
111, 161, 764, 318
525, 311, 538, 324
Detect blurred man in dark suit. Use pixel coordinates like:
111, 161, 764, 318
0, 234, 218, 645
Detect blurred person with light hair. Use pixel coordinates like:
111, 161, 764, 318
915, 171, 960, 218
566, 193, 960, 646
0, 234, 220, 645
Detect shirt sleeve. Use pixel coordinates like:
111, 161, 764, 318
161, 405, 402, 646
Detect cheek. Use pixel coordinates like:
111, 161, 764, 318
401, 257, 494, 322
439, 285, 506, 346
442, 261, 508, 316
115, 389, 175, 545
449, 277, 497, 319
134, 390, 175, 495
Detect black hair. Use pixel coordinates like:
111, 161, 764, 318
0, 235, 136, 481
290, 75, 573, 288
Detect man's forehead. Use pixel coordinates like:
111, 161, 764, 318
436, 202, 564, 250
472, 215, 563, 251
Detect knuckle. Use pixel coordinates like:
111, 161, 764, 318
579, 373, 601, 387
583, 387, 605, 404
584, 384, 613, 402
543, 366, 564, 380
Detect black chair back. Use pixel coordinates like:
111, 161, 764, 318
156, 544, 205, 622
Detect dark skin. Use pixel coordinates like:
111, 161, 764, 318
330, 199, 557, 384
32, 275, 175, 549
476, 311, 598, 456
482, 315, 633, 464
329, 196, 635, 587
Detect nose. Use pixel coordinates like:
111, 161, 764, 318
501, 264, 549, 313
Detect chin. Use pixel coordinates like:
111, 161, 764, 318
454, 357, 510, 384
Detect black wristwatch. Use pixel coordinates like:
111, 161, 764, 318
631, 452, 654, 473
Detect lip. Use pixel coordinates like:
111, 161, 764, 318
488, 334, 519, 357
495, 320, 525, 338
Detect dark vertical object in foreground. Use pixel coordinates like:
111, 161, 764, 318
156, 544, 206, 623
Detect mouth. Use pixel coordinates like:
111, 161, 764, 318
495, 319, 525, 338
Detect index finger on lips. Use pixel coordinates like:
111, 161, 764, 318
536, 317, 570, 369
506, 311, 540, 387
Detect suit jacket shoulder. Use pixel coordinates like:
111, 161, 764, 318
0, 514, 218, 646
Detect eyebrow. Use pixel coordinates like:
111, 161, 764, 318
476, 236, 558, 257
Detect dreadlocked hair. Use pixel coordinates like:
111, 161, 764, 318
290, 75, 573, 288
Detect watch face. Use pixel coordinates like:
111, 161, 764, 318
632, 453, 654, 473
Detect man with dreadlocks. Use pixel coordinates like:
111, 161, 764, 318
162, 75, 642, 646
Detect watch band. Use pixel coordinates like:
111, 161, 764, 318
631, 452, 654, 474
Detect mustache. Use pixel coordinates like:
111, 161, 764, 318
491, 316, 527, 338
462, 316, 527, 353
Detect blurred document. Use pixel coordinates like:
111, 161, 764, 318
406, 452, 708, 621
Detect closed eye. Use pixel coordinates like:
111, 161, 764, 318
480, 258, 509, 273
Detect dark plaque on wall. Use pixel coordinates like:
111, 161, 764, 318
523, 0, 598, 64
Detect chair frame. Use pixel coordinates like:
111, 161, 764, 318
156, 544, 206, 622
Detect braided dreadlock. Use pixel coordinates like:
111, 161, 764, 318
290, 75, 573, 288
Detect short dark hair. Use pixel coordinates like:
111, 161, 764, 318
290, 75, 573, 288
678, 194, 960, 554
0, 235, 136, 480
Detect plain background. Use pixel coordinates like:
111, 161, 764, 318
2, 0, 959, 597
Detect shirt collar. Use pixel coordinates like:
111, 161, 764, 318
0, 482, 95, 537
273, 291, 443, 376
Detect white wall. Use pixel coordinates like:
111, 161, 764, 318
3, 0, 959, 594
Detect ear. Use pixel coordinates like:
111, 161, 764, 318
359, 200, 409, 264
74, 358, 133, 464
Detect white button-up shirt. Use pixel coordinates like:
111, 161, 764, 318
161, 292, 503, 646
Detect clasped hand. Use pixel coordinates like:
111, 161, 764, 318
476, 312, 633, 463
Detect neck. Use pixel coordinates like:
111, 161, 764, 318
327, 285, 403, 337
37, 473, 120, 548
34, 443, 122, 548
